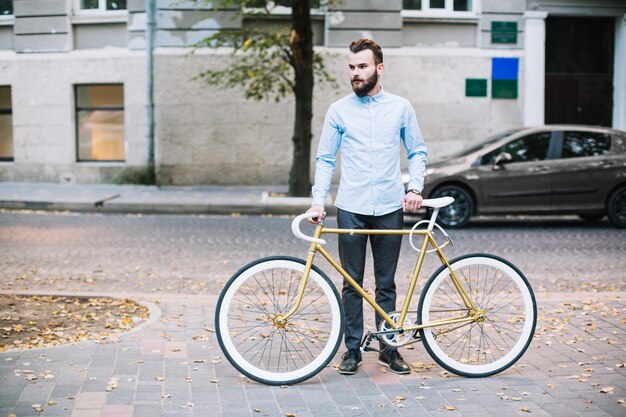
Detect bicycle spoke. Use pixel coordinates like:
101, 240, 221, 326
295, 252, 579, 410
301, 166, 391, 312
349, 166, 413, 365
420, 256, 535, 376
219, 260, 341, 383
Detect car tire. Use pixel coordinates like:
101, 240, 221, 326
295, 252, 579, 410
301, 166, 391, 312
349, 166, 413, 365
430, 185, 474, 228
607, 186, 626, 228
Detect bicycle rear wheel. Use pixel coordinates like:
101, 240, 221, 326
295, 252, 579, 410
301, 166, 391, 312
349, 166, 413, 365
417, 254, 536, 377
215, 256, 343, 385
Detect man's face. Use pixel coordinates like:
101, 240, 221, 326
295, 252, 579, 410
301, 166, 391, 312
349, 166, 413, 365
348, 49, 383, 97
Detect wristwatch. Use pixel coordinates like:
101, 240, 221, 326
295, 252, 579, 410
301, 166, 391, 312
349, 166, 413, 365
407, 189, 422, 196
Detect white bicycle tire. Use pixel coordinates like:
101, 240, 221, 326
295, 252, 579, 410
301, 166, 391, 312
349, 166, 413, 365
216, 257, 343, 385
418, 254, 536, 377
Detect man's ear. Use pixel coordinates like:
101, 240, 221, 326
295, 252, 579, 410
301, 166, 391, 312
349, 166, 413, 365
377, 62, 385, 75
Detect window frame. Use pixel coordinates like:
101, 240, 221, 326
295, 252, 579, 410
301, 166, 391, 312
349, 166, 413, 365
0, 85, 12, 162
75, 83, 126, 163
74, 0, 127, 16
402, 0, 479, 19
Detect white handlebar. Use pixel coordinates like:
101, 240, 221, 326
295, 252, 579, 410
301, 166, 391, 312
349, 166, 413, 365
291, 212, 327, 245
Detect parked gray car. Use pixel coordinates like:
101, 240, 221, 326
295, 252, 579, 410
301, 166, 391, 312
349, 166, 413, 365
410, 125, 626, 228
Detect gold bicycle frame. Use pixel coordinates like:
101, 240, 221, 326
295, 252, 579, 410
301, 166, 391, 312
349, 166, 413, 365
281, 223, 481, 334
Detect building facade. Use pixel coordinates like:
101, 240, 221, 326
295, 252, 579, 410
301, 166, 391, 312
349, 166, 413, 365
0, 0, 624, 185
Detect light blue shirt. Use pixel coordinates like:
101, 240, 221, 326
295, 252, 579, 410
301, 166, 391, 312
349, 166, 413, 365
312, 88, 427, 216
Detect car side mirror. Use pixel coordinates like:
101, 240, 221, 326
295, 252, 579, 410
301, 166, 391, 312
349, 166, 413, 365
493, 152, 512, 169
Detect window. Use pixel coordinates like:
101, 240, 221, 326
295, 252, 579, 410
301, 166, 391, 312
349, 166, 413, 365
481, 132, 551, 165
0, 86, 12, 161
403, 0, 473, 13
76, 84, 125, 162
78, 0, 126, 12
0, 0, 12, 16
561, 131, 610, 158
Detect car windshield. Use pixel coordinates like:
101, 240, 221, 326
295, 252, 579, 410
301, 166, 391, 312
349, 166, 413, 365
450, 128, 524, 158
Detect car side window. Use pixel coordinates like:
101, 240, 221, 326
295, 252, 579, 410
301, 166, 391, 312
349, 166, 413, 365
481, 132, 551, 165
561, 131, 610, 158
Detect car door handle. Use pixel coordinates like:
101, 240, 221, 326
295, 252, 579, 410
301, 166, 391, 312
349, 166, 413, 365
531, 166, 549, 173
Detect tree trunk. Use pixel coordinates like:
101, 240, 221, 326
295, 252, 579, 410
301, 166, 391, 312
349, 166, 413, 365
288, 0, 314, 197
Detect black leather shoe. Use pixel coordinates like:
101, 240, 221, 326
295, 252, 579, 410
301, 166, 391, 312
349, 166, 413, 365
338, 349, 363, 375
378, 349, 411, 374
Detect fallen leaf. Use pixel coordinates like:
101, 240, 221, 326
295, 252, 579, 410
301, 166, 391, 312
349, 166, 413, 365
155, 376, 166, 382
521, 407, 531, 412
600, 387, 615, 394
444, 405, 456, 411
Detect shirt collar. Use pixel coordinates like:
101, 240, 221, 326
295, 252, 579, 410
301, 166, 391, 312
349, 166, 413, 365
354, 85, 385, 103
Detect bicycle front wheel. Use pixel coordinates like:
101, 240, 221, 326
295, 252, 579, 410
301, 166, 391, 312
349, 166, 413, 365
215, 256, 343, 385
418, 254, 536, 377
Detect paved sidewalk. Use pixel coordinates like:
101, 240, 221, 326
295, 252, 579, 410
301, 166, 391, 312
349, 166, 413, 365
0, 290, 625, 417
0, 182, 335, 215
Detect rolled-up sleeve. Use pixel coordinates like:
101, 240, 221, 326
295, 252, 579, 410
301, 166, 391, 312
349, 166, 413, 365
312, 106, 343, 206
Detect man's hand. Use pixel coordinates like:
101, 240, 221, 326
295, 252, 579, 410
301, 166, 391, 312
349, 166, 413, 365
403, 192, 423, 212
307, 204, 324, 224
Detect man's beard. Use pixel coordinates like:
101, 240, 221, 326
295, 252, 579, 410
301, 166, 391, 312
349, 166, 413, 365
351, 71, 378, 97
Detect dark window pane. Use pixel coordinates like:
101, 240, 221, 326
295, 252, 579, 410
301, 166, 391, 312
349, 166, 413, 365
0, 86, 12, 160
0, 86, 10, 110
562, 131, 610, 158
454, 0, 471, 11
0, 0, 12, 15
81, 0, 99, 9
482, 132, 550, 164
76, 85, 124, 108
430, 0, 445, 8
107, 0, 126, 10
403, 0, 422, 10
504, 133, 551, 162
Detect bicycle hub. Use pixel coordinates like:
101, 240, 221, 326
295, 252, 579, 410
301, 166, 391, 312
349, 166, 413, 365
273, 314, 287, 328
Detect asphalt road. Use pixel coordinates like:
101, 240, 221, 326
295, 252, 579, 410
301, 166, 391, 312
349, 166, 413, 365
1, 211, 624, 296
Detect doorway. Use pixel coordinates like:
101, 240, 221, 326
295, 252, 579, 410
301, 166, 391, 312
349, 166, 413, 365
545, 17, 615, 126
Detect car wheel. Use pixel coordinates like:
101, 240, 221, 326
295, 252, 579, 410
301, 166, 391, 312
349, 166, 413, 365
430, 185, 474, 228
578, 213, 604, 223
607, 186, 626, 228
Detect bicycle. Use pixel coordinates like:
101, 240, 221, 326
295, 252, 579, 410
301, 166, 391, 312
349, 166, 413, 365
215, 197, 537, 385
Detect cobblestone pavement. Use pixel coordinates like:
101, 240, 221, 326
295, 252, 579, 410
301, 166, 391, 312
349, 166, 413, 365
1, 212, 625, 417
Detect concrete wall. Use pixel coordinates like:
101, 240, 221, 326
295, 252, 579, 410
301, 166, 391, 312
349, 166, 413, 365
14, 0, 71, 52
0, 50, 147, 183
153, 47, 524, 186
0, 45, 524, 185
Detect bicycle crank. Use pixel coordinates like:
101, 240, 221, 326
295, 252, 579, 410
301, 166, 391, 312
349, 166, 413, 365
378, 312, 419, 347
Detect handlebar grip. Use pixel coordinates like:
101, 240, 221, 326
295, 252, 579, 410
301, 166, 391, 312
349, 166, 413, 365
291, 213, 327, 245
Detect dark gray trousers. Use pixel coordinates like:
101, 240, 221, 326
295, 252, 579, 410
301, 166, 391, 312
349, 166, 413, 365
337, 208, 403, 350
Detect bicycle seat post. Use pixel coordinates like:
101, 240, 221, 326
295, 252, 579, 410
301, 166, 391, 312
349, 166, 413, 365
427, 208, 440, 231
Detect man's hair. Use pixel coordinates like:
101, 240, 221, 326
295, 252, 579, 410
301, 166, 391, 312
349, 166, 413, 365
349, 38, 383, 65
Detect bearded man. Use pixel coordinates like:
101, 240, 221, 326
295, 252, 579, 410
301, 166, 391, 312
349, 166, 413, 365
307, 38, 428, 375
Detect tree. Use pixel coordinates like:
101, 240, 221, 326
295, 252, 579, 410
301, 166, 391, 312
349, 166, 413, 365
196, 0, 337, 197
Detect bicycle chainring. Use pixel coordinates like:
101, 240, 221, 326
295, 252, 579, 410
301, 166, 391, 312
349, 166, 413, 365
378, 312, 416, 348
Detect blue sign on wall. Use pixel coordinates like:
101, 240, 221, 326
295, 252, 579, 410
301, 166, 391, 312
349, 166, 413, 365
492, 58, 519, 80
492, 58, 519, 99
